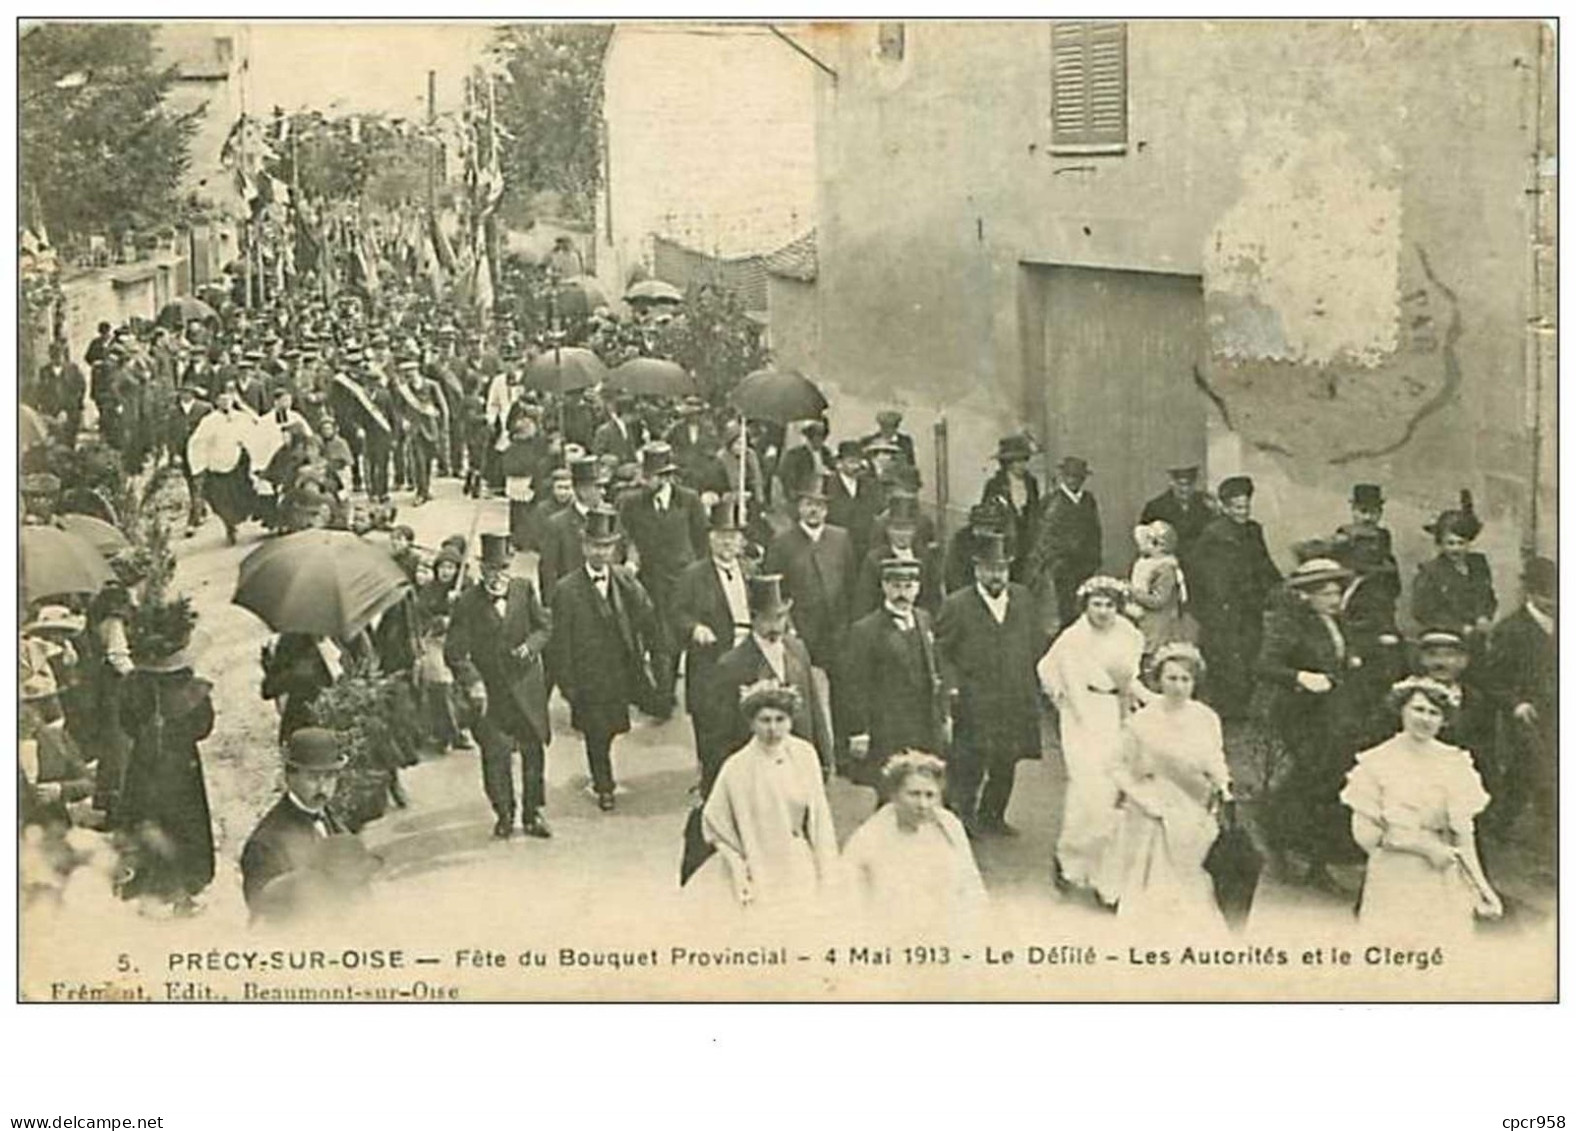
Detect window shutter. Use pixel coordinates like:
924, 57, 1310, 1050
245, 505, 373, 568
1051, 20, 1127, 151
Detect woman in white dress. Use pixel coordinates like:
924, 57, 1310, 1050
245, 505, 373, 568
688, 680, 840, 913
1037, 575, 1151, 899
1102, 643, 1230, 924
843, 751, 986, 927
1340, 676, 1502, 932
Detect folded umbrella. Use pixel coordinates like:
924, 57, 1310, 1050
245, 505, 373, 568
522, 347, 608, 396
607, 357, 696, 398
56, 513, 131, 557
233, 529, 412, 640
1203, 800, 1263, 930
21, 524, 114, 605
729, 367, 828, 425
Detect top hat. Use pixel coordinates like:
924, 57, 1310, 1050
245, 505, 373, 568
1351, 483, 1385, 508
880, 557, 923, 582
1217, 475, 1255, 501
875, 409, 903, 428
994, 434, 1033, 463
641, 442, 679, 477
746, 574, 793, 616
1166, 465, 1200, 481
1523, 555, 1557, 599
835, 439, 865, 462
569, 457, 604, 487
478, 532, 513, 569
967, 501, 1007, 530
582, 506, 621, 543
971, 530, 1011, 567
796, 472, 833, 501
285, 727, 349, 771
1057, 456, 1090, 478
1286, 557, 1353, 590
708, 497, 744, 532
884, 493, 921, 528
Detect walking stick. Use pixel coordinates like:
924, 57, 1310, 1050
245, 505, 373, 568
453, 496, 485, 597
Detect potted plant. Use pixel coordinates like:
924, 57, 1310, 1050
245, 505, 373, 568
307, 658, 411, 832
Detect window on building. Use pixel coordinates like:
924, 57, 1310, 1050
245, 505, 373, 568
1051, 20, 1127, 153
877, 22, 905, 62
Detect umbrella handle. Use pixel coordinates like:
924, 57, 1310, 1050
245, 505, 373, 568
737, 412, 748, 524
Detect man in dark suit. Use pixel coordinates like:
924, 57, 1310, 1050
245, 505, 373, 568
671, 499, 754, 788
936, 532, 1051, 834
705, 574, 831, 789
1139, 465, 1214, 561
853, 493, 943, 617
776, 419, 833, 502
170, 384, 212, 535
663, 396, 720, 491
30, 341, 87, 449
1189, 475, 1283, 720
363, 369, 398, 503
842, 557, 949, 789
537, 456, 609, 591
825, 439, 884, 562
240, 728, 376, 925
547, 507, 666, 811
620, 442, 708, 702
1484, 555, 1557, 882
591, 394, 646, 465
445, 533, 555, 839
1029, 455, 1103, 631
763, 474, 858, 676
860, 408, 917, 468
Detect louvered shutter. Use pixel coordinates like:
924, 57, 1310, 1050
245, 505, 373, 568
1051, 21, 1127, 151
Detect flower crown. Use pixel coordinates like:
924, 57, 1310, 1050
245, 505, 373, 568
1389, 674, 1463, 711
1077, 575, 1131, 602
1152, 641, 1206, 672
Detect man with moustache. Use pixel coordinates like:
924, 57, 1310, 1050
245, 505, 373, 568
445, 534, 554, 839
537, 456, 609, 591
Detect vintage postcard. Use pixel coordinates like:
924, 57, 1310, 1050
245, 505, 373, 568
16, 17, 1556, 1003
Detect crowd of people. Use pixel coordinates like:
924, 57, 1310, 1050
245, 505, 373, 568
19, 268, 1557, 938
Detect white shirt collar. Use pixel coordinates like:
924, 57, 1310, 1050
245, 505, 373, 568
839, 471, 859, 494
1060, 483, 1084, 504
977, 583, 1009, 613
800, 522, 825, 542
884, 601, 916, 626
586, 564, 608, 582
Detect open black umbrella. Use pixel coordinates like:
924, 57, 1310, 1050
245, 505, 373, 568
157, 296, 218, 327
607, 357, 696, 398
522, 347, 608, 396
233, 529, 411, 640
729, 367, 827, 426
1203, 800, 1263, 930
553, 275, 610, 320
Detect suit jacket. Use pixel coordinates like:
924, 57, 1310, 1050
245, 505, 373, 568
548, 565, 665, 734
663, 419, 721, 488
1140, 489, 1214, 557
826, 472, 885, 561
591, 416, 645, 464
1031, 487, 1102, 584
672, 556, 752, 714
762, 524, 858, 669
777, 444, 832, 499
1412, 552, 1497, 634
841, 605, 947, 761
1486, 606, 1556, 719
537, 504, 589, 590
709, 633, 830, 765
240, 795, 362, 920
444, 576, 552, 743
619, 483, 707, 589
936, 583, 1050, 760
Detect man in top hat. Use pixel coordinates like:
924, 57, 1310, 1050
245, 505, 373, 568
620, 442, 709, 702
776, 418, 833, 502
764, 472, 859, 677
1139, 465, 1213, 561
936, 530, 1052, 834
854, 493, 942, 618
704, 573, 831, 792
240, 727, 378, 925
841, 557, 949, 789
1484, 555, 1557, 883
1188, 475, 1282, 719
1028, 455, 1103, 631
663, 395, 720, 489
593, 393, 648, 466
980, 433, 1042, 582
547, 507, 667, 810
943, 501, 1012, 594
860, 409, 916, 469
826, 439, 884, 562
445, 533, 554, 839
538, 456, 613, 590
672, 499, 757, 789
1336, 483, 1396, 574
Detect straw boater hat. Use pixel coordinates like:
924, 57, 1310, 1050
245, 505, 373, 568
23, 605, 87, 636
864, 436, 902, 457
1286, 558, 1353, 590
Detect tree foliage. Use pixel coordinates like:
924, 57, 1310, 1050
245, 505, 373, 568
19, 23, 201, 249
653, 285, 771, 405
267, 111, 432, 208
490, 24, 613, 224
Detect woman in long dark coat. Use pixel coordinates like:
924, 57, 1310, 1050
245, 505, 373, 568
115, 601, 216, 906
979, 435, 1041, 583
1413, 492, 1497, 634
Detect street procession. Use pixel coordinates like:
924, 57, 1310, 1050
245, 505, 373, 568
16, 21, 1558, 989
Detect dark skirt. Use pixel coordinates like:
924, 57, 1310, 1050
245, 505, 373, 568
203, 454, 257, 531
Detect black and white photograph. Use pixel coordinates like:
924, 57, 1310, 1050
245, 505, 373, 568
14, 17, 1559, 1014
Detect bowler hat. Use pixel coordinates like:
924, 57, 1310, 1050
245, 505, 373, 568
880, 557, 922, 582
835, 440, 865, 462
885, 493, 921, 528
994, 434, 1032, 463
641, 442, 679, 477
971, 530, 1011, 567
746, 574, 793, 616
582, 506, 621, 543
286, 727, 349, 771
569, 457, 604, 487
1351, 483, 1385, 508
1057, 455, 1090, 478
1217, 475, 1255, 501
1523, 555, 1556, 599
478, 533, 513, 569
